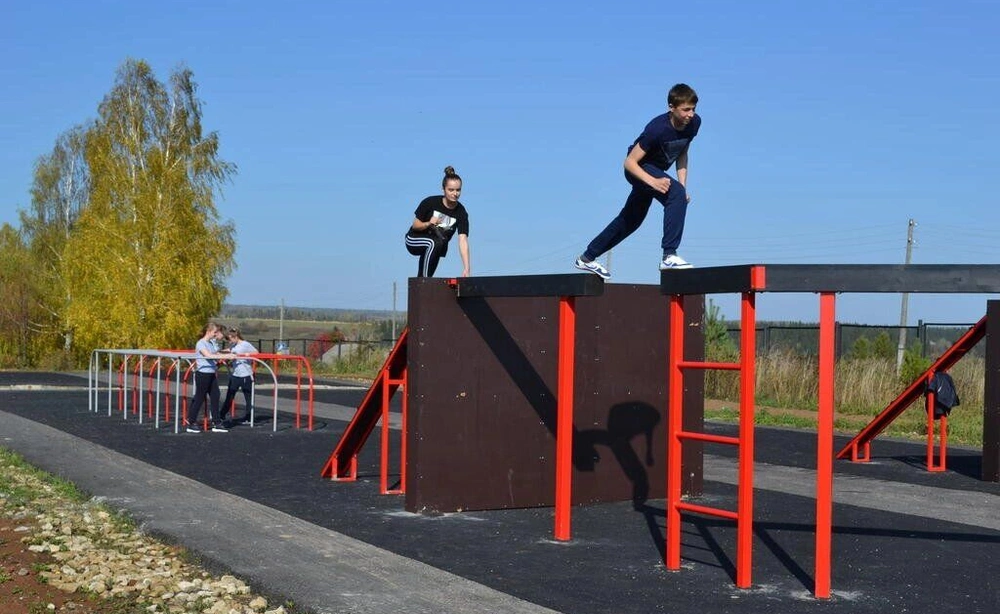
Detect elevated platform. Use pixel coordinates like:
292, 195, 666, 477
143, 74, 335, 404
655, 263, 1000, 483
659, 264, 1000, 294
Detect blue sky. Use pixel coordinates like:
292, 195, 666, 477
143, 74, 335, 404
2, 0, 998, 324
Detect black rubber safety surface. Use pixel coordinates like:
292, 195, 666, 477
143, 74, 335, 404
1, 372, 997, 614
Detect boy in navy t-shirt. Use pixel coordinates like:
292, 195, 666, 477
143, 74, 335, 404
575, 83, 701, 279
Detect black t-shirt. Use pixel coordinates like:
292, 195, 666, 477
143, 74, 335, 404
407, 195, 470, 240
629, 112, 701, 171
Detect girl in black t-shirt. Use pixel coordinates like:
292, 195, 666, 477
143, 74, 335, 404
404, 166, 471, 277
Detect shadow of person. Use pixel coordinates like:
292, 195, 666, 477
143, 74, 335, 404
576, 401, 661, 510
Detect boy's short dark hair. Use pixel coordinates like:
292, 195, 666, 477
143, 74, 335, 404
668, 83, 698, 108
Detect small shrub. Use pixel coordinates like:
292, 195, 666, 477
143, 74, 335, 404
899, 348, 933, 386
36, 348, 75, 371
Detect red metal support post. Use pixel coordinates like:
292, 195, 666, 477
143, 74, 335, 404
735, 291, 757, 589
939, 415, 949, 471
554, 295, 576, 540
815, 291, 836, 599
926, 389, 947, 472
666, 294, 685, 570
399, 367, 409, 491
380, 363, 392, 494
381, 364, 407, 495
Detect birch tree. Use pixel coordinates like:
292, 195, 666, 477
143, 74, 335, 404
63, 59, 236, 351
0, 224, 39, 366
20, 125, 89, 356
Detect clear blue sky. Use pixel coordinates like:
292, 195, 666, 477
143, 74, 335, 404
2, 0, 998, 324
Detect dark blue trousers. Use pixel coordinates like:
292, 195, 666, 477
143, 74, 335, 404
583, 164, 688, 261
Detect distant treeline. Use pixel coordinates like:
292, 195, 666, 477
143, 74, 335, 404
220, 304, 402, 322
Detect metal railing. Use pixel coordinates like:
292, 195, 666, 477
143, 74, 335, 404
89, 349, 283, 432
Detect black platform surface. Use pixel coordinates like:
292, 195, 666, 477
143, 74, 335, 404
1, 371, 997, 614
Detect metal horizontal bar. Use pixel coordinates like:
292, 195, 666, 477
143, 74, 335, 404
678, 360, 741, 371
451, 274, 604, 298
676, 501, 739, 521
677, 431, 741, 446
661, 264, 1000, 295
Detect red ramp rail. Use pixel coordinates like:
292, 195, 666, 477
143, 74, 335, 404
321, 328, 408, 483
836, 315, 985, 462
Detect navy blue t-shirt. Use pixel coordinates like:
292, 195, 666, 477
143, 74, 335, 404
629, 112, 701, 171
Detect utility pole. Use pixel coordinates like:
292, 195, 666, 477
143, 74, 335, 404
392, 281, 398, 339
896, 219, 916, 373
605, 249, 612, 275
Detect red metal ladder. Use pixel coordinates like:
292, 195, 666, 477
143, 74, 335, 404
665, 290, 757, 589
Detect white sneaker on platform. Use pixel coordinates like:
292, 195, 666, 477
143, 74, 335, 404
659, 254, 694, 270
575, 258, 611, 280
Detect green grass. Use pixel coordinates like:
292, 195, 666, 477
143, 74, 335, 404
704, 351, 986, 447
0, 448, 88, 506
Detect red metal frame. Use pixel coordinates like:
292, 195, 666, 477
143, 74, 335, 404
662, 265, 993, 599
146, 359, 160, 420
665, 266, 847, 597
837, 316, 985, 464
162, 360, 180, 422
321, 328, 409, 487
666, 291, 756, 589
131, 358, 143, 417
117, 358, 127, 416
253, 353, 316, 430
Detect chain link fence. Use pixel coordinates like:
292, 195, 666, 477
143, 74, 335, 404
724, 321, 980, 359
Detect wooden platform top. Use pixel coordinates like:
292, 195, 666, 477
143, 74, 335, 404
659, 264, 1000, 295
449, 274, 604, 298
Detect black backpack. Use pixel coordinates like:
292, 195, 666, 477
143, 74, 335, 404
926, 372, 960, 418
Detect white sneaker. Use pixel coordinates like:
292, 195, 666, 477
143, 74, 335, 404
659, 254, 693, 270
574, 257, 611, 280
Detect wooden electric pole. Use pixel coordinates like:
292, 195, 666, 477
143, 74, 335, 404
896, 219, 916, 373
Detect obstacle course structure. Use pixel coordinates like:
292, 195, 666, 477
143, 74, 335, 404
659, 263, 1000, 598
90, 349, 317, 432
324, 275, 707, 533
324, 264, 1000, 601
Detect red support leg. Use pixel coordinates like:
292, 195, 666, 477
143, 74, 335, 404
399, 367, 409, 492
666, 295, 685, 570
735, 291, 757, 589
926, 389, 948, 472
554, 296, 576, 541
380, 365, 391, 494
940, 415, 948, 471
815, 292, 836, 599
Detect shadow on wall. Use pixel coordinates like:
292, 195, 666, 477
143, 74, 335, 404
577, 402, 660, 509
459, 296, 660, 506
